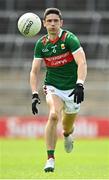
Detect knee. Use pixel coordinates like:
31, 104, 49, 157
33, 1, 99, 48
49, 111, 58, 123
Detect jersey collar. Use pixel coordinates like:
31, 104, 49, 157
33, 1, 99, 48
48, 28, 63, 44
58, 28, 63, 38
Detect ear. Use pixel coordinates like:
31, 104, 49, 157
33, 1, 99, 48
60, 20, 63, 27
43, 20, 46, 27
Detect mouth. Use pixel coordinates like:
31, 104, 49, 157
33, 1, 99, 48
49, 27, 57, 32
50, 27, 55, 30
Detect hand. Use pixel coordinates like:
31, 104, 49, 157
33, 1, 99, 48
68, 83, 84, 104
32, 93, 41, 115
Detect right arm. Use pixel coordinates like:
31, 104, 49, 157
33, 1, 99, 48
30, 59, 42, 93
30, 39, 43, 114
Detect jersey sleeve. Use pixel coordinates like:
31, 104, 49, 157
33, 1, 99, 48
34, 39, 43, 59
66, 32, 81, 53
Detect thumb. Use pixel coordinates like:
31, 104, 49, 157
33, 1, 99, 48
68, 90, 74, 97
37, 96, 41, 104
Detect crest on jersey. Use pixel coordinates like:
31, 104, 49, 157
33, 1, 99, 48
61, 43, 65, 49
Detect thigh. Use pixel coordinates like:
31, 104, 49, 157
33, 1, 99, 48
64, 100, 80, 114
46, 93, 64, 113
62, 111, 77, 124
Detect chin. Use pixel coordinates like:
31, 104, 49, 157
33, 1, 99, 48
49, 31, 56, 35
51, 32, 57, 35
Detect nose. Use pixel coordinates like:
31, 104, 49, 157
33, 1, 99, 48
51, 20, 55, 25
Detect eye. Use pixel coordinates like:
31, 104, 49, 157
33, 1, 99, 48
54, 19, 59, 22
47, 19, 52, 23
46, 19, 59, 23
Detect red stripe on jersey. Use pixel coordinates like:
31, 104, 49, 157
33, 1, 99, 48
49, 36, 59, 44
44, 51, 74, 67
42, 36, 48, 45
61, 32, 67, 41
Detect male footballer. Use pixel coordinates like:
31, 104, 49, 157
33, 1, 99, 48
30, 8, 87, 172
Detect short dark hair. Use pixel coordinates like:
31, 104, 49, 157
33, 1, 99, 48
43, 8, 62, 20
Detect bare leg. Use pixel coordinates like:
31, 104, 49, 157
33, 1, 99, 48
45, 94, 64, 150
62, 111, 77, 135
62, 111, 78, 153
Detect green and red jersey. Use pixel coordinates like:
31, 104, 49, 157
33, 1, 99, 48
34, 29, 81, 90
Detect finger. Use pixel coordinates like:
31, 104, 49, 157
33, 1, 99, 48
68, 91, 74, 97
77, 97, 80, 104
38, 100, 41, 104
32, 105, 38, 114
79, 93, 84, 103
34, 107, 38, 114
74, 94, 77, 103
32, 109, 35, 115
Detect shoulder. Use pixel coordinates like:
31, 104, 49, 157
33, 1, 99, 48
65, 30, 80, 42
62, 30, 81, 51
64, 30, 81, 48
35, 34, 48, 46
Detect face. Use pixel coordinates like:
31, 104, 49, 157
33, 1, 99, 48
43, 14, 63, 35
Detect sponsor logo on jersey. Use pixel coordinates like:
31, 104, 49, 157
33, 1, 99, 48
42, 48, 49, 52
44, 51, 74, 67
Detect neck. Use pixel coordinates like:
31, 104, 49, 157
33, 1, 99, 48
48, 33, 58, 41
48, 29, 60, 40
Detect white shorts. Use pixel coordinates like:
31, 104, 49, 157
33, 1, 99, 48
43, 85, 80, 114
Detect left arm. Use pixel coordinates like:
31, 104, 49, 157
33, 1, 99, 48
73, 47, 87, 84
69, 47, 87, 104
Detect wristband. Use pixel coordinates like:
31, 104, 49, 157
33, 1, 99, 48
32, 91, 38, 94
76, 79, 84, 85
